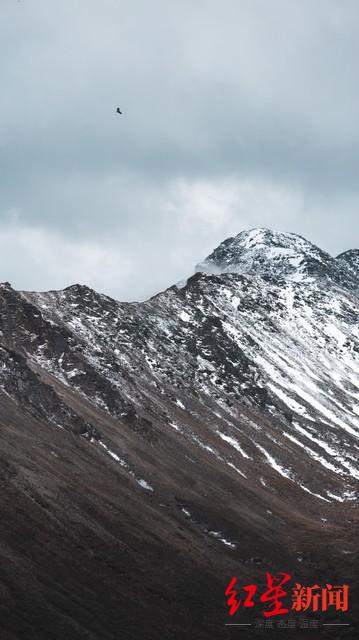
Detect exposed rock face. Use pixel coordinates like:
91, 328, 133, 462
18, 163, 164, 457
0, 229, 358, 639
337, 248, 359, 285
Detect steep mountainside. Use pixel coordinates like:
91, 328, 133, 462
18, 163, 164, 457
0, 229, 358, 639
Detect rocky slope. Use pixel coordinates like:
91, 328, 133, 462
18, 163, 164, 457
0, 228, 358, 639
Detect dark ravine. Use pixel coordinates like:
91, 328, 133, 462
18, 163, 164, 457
0, 228, 358, 639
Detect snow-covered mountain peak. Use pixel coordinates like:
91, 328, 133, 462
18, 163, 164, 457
195, 228, 357, 288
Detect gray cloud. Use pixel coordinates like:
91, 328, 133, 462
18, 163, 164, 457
0, 0, 358, 299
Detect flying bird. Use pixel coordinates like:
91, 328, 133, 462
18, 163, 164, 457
116, 107, 122, 115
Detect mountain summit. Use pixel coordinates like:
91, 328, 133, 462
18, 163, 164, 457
196, 228, 359, 288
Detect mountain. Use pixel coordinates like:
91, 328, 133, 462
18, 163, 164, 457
0, 229, 358, 639
196, 228, 359, 289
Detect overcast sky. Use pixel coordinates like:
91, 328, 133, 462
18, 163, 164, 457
0, 0, 358, 300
